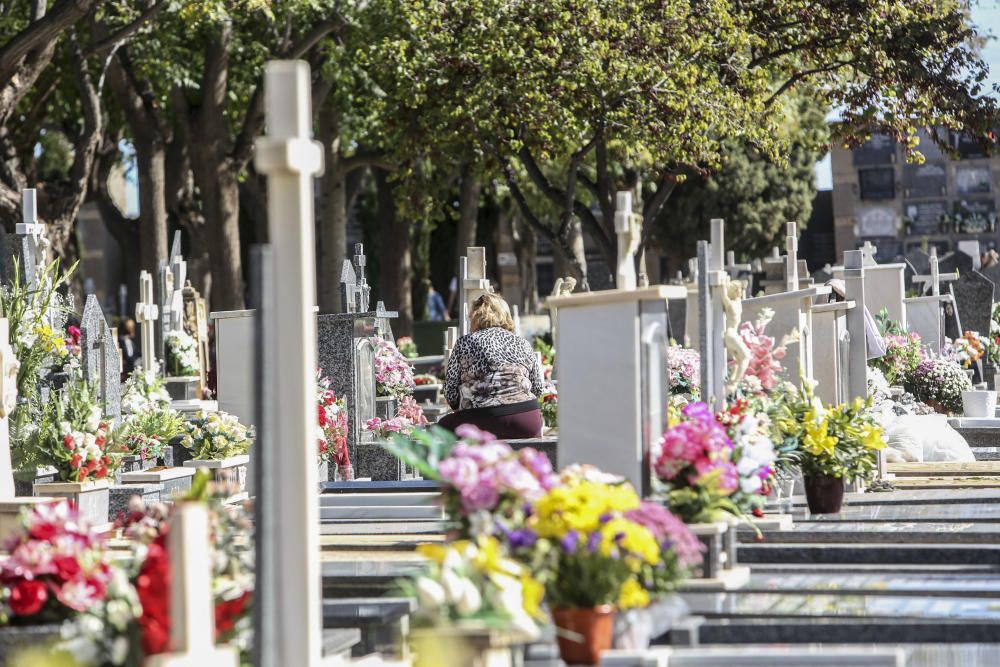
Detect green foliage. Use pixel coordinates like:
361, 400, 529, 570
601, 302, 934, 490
876, 309, 907, 337
380, 426, 457, 481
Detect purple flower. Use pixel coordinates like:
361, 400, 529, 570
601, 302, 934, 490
508, 528, 538, 550
518, 447, 553, 477
560, 530, 579, 554
586, 532, 602, 553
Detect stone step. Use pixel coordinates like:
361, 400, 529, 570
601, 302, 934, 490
741, 521, 1000, 545
320, 521, 446, 536
889, 478, 1000, 489
888, 462, 1000, 477
795, 502, 1000, 523
738, 542, 1000, 565
320, 505, 443, 521
321, 628, 362, 660
771, 488, 1000, 509
321, 480, 440, 494
743, 571, 1000, 596
687, 617, 1000, 645
320, 491, 440, 507
683, 592, 1000, 622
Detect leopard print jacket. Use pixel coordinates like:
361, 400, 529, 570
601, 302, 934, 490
444, 327, 544, 410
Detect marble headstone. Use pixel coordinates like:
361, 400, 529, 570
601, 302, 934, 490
952, 271, 995, 337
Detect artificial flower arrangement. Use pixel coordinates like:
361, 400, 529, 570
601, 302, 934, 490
405, 536, 544, 636
165, 330, 199, 377
902, 356, 972, 414
396, 336, 419, 359
365, 395, 428, 439
120, 472, 254, 658
772, 383, 886, 513
27, 376, 113, 483
653, 402, 743, 523
0, 502, 141, 667
374, 336, 416, 398
666, 345, 700, 397
414, 373, 440, 386
121, 367, 172, 414
539, 384, 558, 429
317, 369, 352, 477
943, 330, 987, 369
869, 330, 925, 386
180, 411, 254, 460
714, 398, 779, 515
734, 309, 789, 395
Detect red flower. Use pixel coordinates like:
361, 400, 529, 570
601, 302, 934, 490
67, 326, 81, 345
214, 592, 251, 637
63, 435, 75, 451
137, 539, 171, 655
9, 579, 48, 616
752, 507, 764, 518
95, 467, 108, 480
78, 469, 88, 482
28, 522, 57, 541
317, 404, 327, 427
53, 556, 81, 581
69, 454, 82, 470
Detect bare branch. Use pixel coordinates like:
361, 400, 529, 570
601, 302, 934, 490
84, 1, 167, 56
0, 0, 95, 86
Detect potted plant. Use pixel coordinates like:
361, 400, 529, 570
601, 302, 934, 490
774, 387, 886, 514
903, 357, 972, 415
868, 329, 925, 387
539, 385, 558, 434
114, 403, 185, 476
180, 411, 254, 491
29, 377, 114, 525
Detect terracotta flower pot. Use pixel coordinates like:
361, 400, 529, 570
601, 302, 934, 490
552, 605, 615, 665
803, 474, 845, 514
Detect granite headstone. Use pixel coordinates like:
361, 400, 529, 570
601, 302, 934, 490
80, 295, 122, 421
953, 271, 995, 337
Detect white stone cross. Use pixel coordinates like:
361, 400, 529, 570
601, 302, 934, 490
147, 503, 239, 667
784, 221, 799, 292
687, 257, 699, 284
913, 250, 959, 297
0, 320, 18, 499
860, 241, 878, 266
614, 191, 641, 291
253, 59, 325, 667
169, 254, 187, 332
135, 271, 160, 373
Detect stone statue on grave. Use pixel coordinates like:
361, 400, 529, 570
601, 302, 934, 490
552, 277, 576, 298
614, 192, 642, 290
721, 277, 750, 395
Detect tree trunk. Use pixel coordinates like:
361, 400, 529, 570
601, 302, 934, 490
552, 217, 588, 290
455, 163, 480, 274
513, 212, 538, 313
374, 168, 412, 336
199, 160, 243, 311
134, 134, 168, 275
317, 116, 345, 314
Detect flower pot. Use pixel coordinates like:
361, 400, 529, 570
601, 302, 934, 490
962, 390, 997, 418
552, 606, 615, 665
803, 474, 845, 514
183, 455, 250, 491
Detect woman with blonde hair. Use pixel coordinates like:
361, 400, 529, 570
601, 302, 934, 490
440, 293, 544, 439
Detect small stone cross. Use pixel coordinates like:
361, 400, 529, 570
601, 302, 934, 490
784, 221, 799, 292
860, 241, 879, 266
17, 189, 48, 266
135, 271, 160, 373
352, 243, 371, 312
339, 260, 358, 314
146, 503, 239, 667
725, 250, 752, 280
